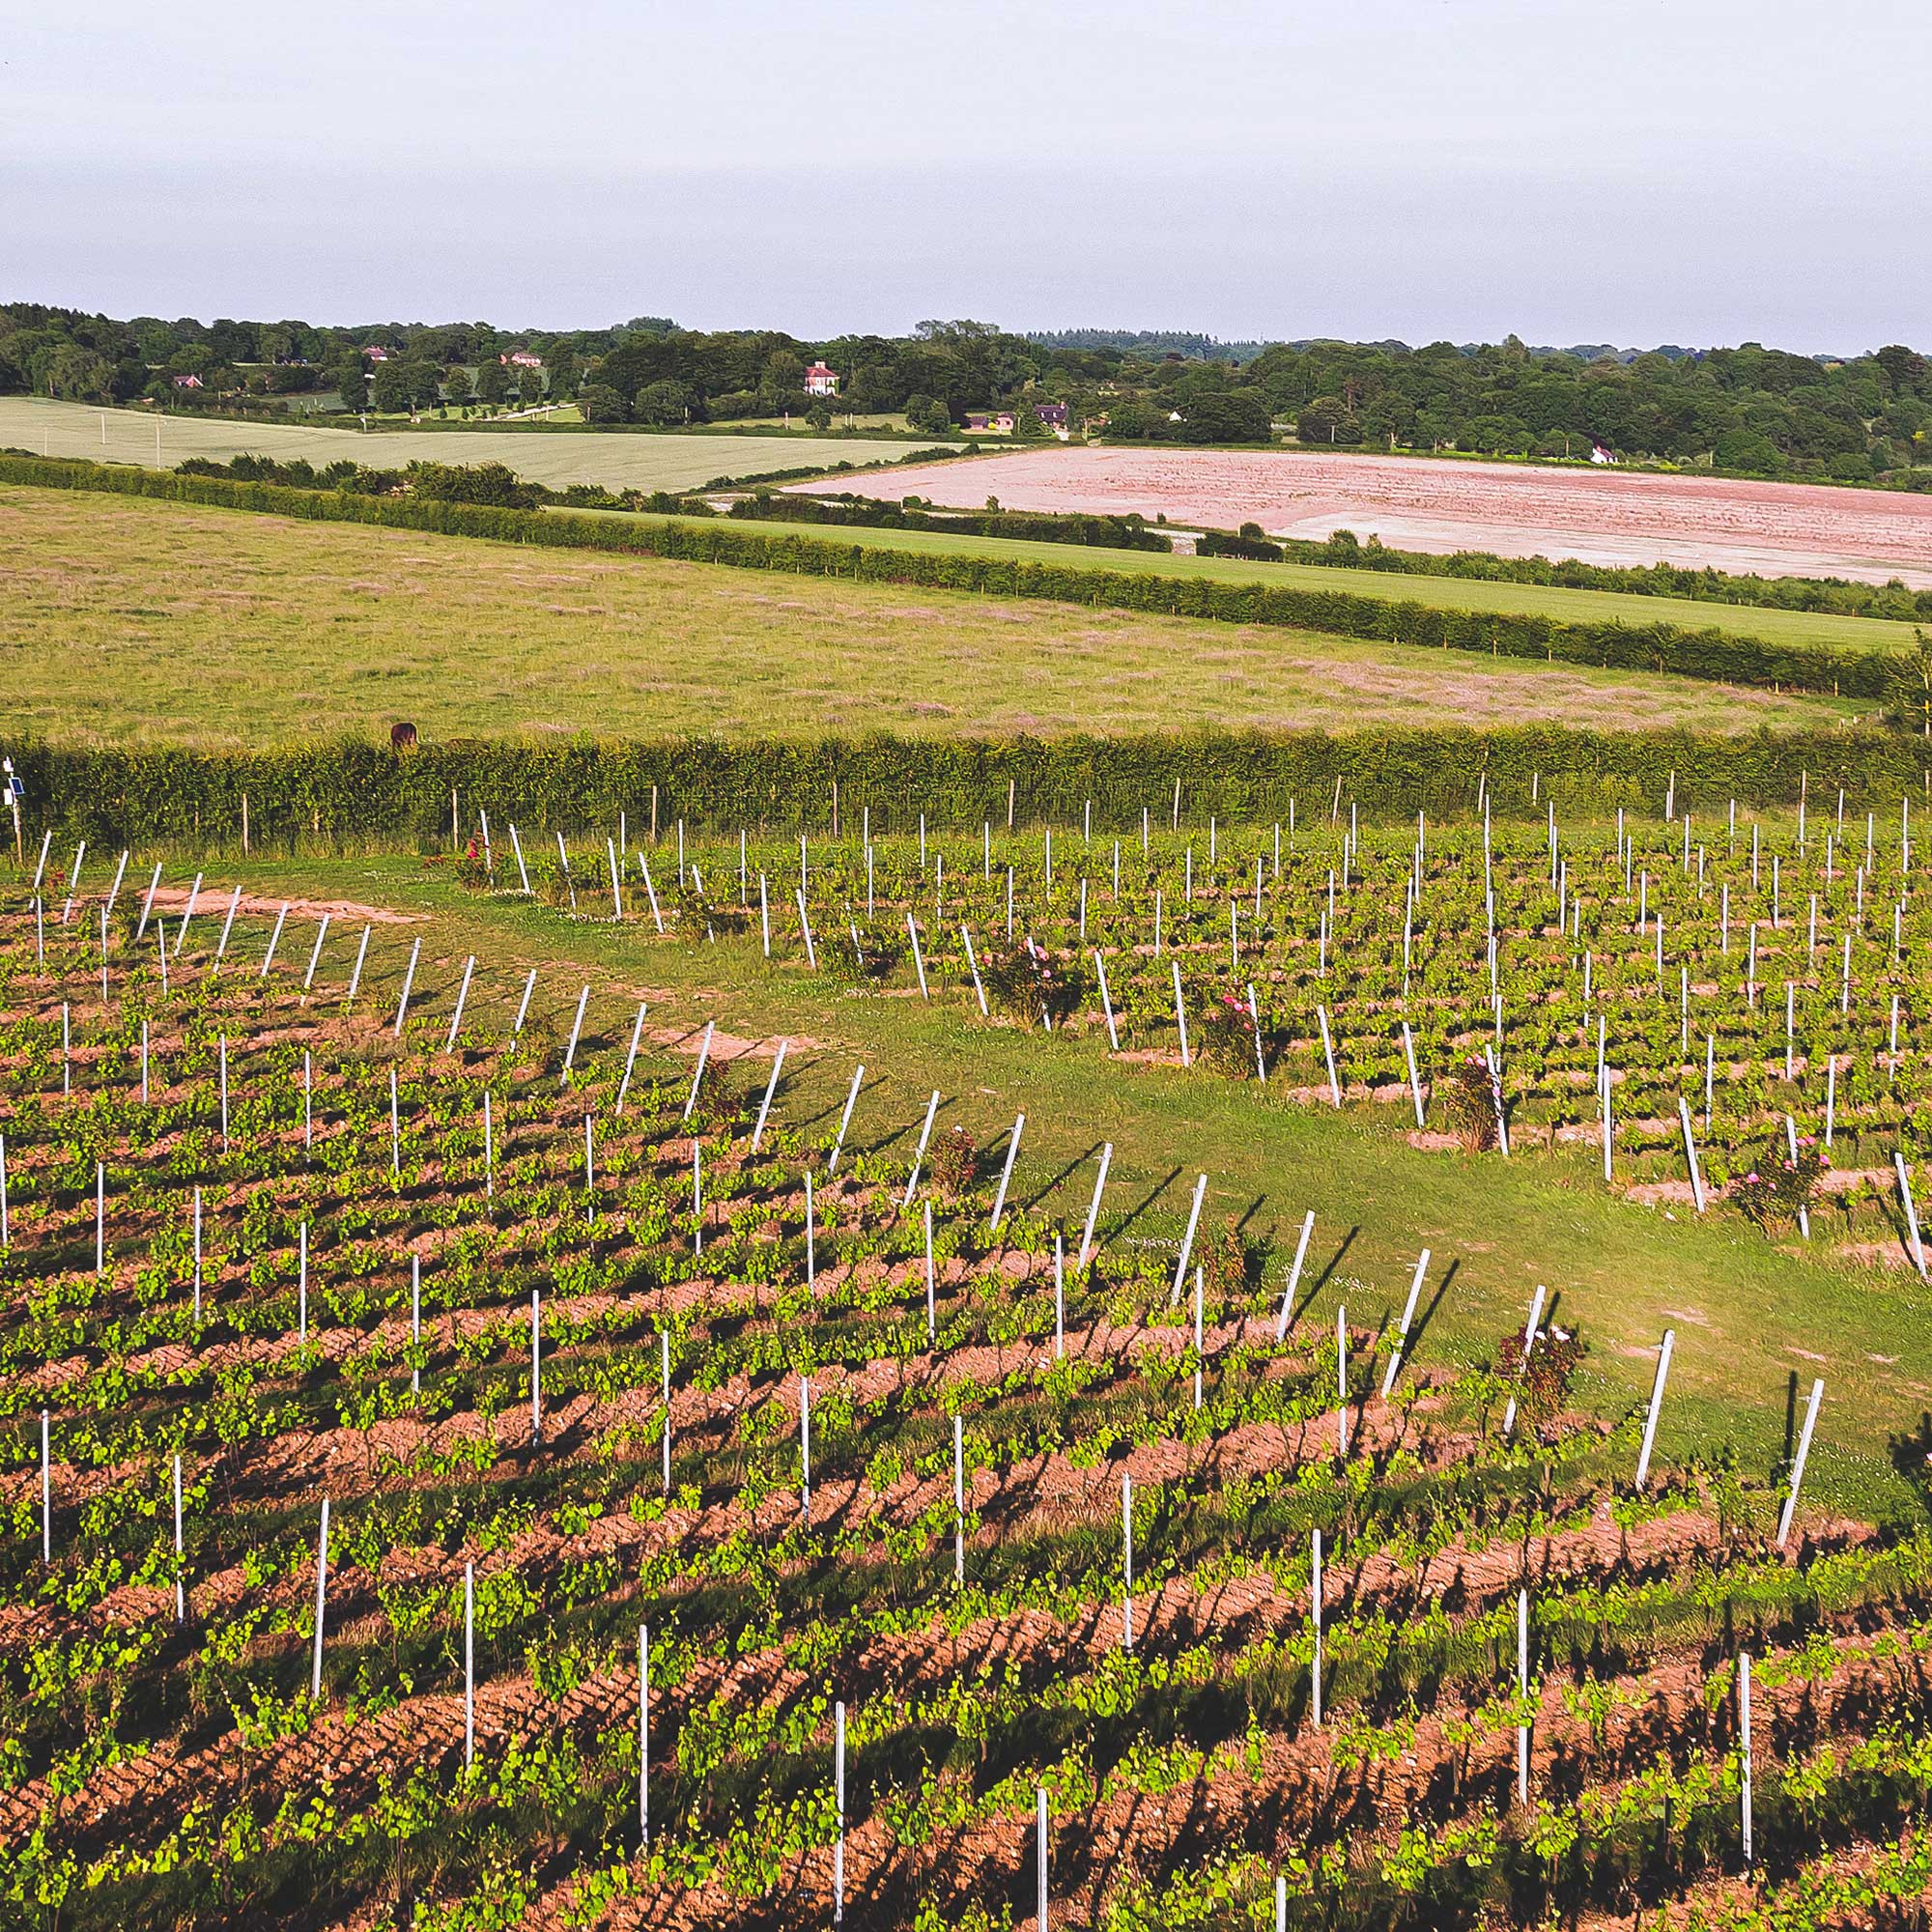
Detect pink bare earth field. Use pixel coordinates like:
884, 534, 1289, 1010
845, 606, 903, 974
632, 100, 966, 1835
812, 446, 1932, 587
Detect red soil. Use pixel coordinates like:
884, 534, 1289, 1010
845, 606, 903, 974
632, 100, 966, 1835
829, 446, 1932, 585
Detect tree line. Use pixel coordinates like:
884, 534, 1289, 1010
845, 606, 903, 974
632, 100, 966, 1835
3, 300, 1929, 481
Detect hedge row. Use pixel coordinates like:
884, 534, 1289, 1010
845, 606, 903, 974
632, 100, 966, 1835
0, 455, 1900, 698
8, 729, 1925, 849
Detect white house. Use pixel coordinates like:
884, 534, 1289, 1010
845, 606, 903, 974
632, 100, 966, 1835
805, 360, 838, 397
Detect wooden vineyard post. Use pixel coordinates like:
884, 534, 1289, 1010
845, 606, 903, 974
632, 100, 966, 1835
346, 924, 371, 1008
1274, 1210, 1316, 1341
1402, 1021, 1424, 1125
259, 902, 288, 978
800, 1375, 811, 1519
684, 1022, 714, 1122
1172, 958, 1190, 1065
172, 1454, 185, 1624
617, 1001, 648, 1111
961, 925, 988, 1015
1501, 1285, 1548, 1439
1094, 950, 1118, 1049
900, 1091, 940, 1208
1739, 1651, 1753, 1866
310, 1497, 330, 1699
953, 1415, 965, 1587
833, 1699, 845, 1924
1777, 1378, 1823, 1548
444, 955, 475, 1054
1378, 1249, 1432, 1398
1336, 1306, 1349, 1456
988, 1114, 1024, 1235
1036, 1785, 1049, 1932
1516, 1587, 1531, 1807
1636, 1329, 1675, 1489
464, 1563, 475, 1771
828, 1064, 864, 1175
41, 1408, 49, 1565
1310, 1527, 1323, 1725
1171, 1173, 1207, 1306
1317, 1006, 1341, 1107
906, 912, 928, 999
751, 1039, 787, 1152
391, 937, 421, 1037
661, 1335, 672, 1493
1895, 1151, 1928, 1279
530, 1289, 542, 1444
560, 983, 590, 1087
411, 1256, 421, 1394
1053, 1233, 1065, 1356
1078, 1143, 1112, 1268
1678, 1098, 1707, 1212
1121, 1471, 1133, 1648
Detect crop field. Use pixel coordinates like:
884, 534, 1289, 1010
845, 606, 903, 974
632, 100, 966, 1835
864, 446, 1932, 587
3, 838, 1932, 1930
0, 398, 928, 495
620, 509, 1928, 659
0, 484, 1853, 749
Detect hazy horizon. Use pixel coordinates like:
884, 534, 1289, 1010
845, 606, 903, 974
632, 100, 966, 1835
7, 1, 1926, 356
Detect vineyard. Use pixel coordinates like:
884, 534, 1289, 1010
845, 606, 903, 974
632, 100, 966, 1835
0, 810, 1929, 1932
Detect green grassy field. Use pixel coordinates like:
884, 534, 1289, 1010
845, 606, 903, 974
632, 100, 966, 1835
129, 843, 1927, 1522
651, 506, 1927, 656
0, 482, 1856, 748
0, 396, 934, 493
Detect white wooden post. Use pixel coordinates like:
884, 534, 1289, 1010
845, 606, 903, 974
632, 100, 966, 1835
1896, 1151, 1928, 1279
303, 913, 330, 993
638, 1621, 649, 1835
513, 968, 536, 1037
1777, 1378, 1823, 1548
135, 860, 162, 943
1678, 1098, 1707, 1211
1036, 1785, 1050, 1932
637, 853, 663, 932
1402, 1020, 1424, 1125
260, 902, 288, 977
1094, 950, 1119, 1050
834, 1700, 846, 1924
310, 1497, 330, 1699
1740, 1652, 1753, 1865
1172, 958, 1190, 1065
1310, 1527, 1323, 1724
1378, 1248, 1432, 1398
1784, 1115, 1810, 1238
1079, 1143, 1112, 1268
391, 936, 421, 1036
1171, 1173, 1207, 1306
509, 822, 531, 894
799, 1375, 811, 1518
173, 1453, 185, 1623
795, 886, 817, 969
900, 1091, 940, 1208
1501, 1285, 1548, 1439
961, 924, 988, 1015
1121, 1471, 1133, 1649
683, 1022, 714, 1122
1636, 1329, 1675, 1489
751, 1039, 788, 1152
607, 838, 623, 922
1517, 1587, 1531, 1806
1336, 1305, 1349, 1455
40, 1408, 49, 1565
559, 982, 590, 1086
828, 1064, 864, 1175
616, 1001, 648, 1111
989, 1113, 1024, 1235
906, 911, 928, 999
1273, 1210, 1316, 1341
1317, 1005, 1341, 1106
465, 1563, 475, 1770
953, 1415, 965, 1586
530, 1289, 542, 1443
923, 1200, 935, 1341
444, 955, 475, 1054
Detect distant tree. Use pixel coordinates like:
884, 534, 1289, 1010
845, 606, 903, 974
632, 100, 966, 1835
369, 361, 412, 414
328, 354, 366, 409
405, 460, 542, 509
1877, 345, 1927, 393
442, 364, 473, 402
903, 393, 952, 435
1010, 398, 1049, 441
1885, 629, 1932, 736
759, 350, 805, 410
475, 359, 510, 404
633, 379, 696, 426
1295, 397, 1360, 445
578, 384, 630, 424
1176, 391, 1270, 443
806, 399, 833, 431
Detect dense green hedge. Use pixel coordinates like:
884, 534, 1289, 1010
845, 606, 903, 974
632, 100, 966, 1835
0, 455, 1901, 698
8, 729, 1925, 849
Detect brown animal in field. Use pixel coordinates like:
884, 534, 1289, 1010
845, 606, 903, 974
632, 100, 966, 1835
391, 722, 418, 751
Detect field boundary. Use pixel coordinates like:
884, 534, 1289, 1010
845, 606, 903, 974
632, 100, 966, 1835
7, 725, 1926, 848
0, 455, 1903, 698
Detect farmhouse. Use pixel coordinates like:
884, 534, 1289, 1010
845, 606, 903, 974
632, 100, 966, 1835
500, 351, 544, 369
962, 411, 1017, 434
804, 360, 839, 396
170, 374, 204, 390
362, 345, 395, 362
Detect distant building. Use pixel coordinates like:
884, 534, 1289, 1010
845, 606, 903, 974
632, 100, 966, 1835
171, 374, 204, 389
500, 351, 544, 369
962, 411, 1016, 434
1034, 402, 1069, 429
362, 345, 395, 363
805, 360, 839, 396
1590, 442, 1619, 465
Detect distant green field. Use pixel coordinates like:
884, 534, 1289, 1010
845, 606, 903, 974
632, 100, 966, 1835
604, 506, 1925, 656
0, 481, 1854, 749
0, 396, 939, 494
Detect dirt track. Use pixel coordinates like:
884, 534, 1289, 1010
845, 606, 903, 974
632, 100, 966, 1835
837, 446, 1932, 585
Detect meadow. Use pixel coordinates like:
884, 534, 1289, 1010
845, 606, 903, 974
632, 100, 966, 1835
0, 483, 1856, 749
0, 397, 930, 495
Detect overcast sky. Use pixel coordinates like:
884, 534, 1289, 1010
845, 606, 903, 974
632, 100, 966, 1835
6, 0, 1926, 352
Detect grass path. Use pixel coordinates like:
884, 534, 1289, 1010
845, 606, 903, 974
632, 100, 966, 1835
0, 483, 1854, 748
165, 848, 1931, 1522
